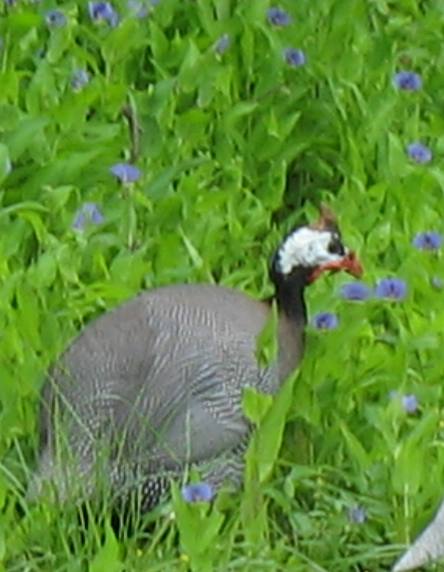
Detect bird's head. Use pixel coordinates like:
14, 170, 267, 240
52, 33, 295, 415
271, 205, 363, 286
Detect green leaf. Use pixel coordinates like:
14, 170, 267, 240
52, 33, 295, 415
246, 372, 297, 484
242, 386, 273, 425
89, 522, 122, 572
15, 282, 41, 350
172, 482, 224, 572
339, 421, 371, 471
0, 144, 11, 185
255, 301, 278, 368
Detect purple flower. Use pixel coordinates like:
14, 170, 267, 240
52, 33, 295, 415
431, 276, 444, 289
72, 202, 104, 231
312, 312, 339, 330
88, 2, 119, 27
71, 69, 90, 91
181, 482, 214, 503
214, 34, 230, 55
110, 163, 141, 184
393, 71, 422, 91
340, 282, 372, 301
412, 231, 442, 251
402, 394, 419, 414
407, 142, 432, 164
283, 48, 306, 68
45, 10, 67, 27
390, 391, 419, 414
348, 505, 367, 524
267, 7, 292, 27
127, 0, 148, 17
375, 278, 407, 301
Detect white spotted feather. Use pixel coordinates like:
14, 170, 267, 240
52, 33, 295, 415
277, 227, 347, 275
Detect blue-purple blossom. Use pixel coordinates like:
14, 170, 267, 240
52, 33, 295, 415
402, 394, 419, 414
390, 391, 419, 414
267, 6, 292, 26
407, 142, 432, 164
110, 163, 141, 184
72, 202, 104, 231
312, 312, 339, 330
181, 482, 214, 503
283, 48, 306, 68
71, 69, 90, 91
88, 2, 119, 26
348, 505, 367, 524
375, 278, 407, 301
45, 9, 67, 27
127, 0, 148, 17
214, 34, 230, 55
412, 231, 442, 251
393, 71, 422, 91
431, 276, 444, 289
340, 282, 372, 301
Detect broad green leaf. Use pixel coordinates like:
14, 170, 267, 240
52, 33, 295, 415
89, 523, 122, 572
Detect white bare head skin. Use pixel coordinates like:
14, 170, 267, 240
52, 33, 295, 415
277, 226, 348, 276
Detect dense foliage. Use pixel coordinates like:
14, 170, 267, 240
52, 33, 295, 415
1, 0, 444, 570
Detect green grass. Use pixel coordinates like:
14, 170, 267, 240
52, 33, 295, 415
2, 0, 444, 569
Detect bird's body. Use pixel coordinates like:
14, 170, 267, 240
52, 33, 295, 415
34, 284, 304, 506
30, 207, 362, 508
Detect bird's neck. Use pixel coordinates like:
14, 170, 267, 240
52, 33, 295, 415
273, 269, 308, 324
272, 270, 308, 381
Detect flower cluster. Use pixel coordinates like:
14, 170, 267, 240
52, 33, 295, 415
393, 71, 422, 91
348, 505, 367, 524
214, 34, 231, 56
312, 312, 339, 330
110, 163, 141, 184
283, 48, 306, 68
392, 72, 436, 165
267, 7, 292, 27
389, 391, 419, 414
407, 142, 432, 164
127, 0, 148, 18
339, 279, 407, 301
88, 2, 119, 27
72, 203, 104, 231
340, 282, 372, 301
265, 7, 306, 68
71, 69, 90, 92
412, 231, 442, 250
45, 10, 67, 28
375, 278, 407, 301
181, 482, 214, 503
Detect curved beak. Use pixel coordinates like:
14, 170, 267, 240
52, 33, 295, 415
339, 251, 363, 278
308, 251, 363, 283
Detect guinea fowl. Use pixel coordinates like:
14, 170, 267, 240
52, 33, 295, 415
29, 207, 362, 509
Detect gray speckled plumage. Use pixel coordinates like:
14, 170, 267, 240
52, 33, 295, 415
31, 284, 304, 506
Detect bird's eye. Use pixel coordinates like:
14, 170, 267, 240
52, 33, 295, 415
328, 237, 345, 255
